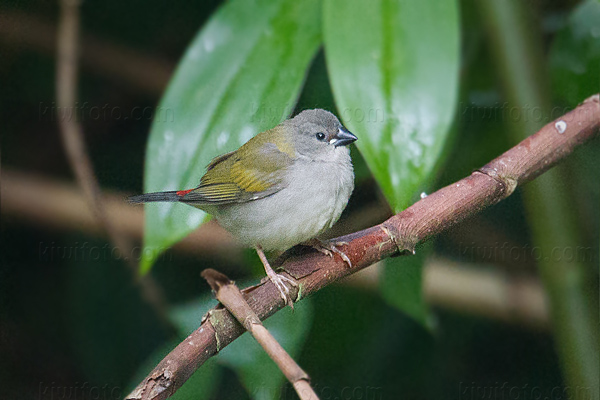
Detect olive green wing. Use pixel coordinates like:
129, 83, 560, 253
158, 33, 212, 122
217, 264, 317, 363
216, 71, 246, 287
180, 143, 293, 205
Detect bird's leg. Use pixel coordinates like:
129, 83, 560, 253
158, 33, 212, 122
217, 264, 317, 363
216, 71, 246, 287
304, 238, 352, 267
255, 246, 297, 307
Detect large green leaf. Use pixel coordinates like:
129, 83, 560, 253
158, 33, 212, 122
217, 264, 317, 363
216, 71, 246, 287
550, 0, 600, 107
323, 0, 460, 211
142, 0, 322, 271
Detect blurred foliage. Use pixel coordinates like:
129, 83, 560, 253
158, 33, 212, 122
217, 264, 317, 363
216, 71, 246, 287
550, 0, 600, 106
0, 0, 598, 399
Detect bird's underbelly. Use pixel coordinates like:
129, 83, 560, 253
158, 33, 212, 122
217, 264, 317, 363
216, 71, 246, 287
213, 161, 353, 251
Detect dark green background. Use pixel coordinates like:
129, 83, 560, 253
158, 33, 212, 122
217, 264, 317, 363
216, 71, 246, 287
1, 0, 598, 399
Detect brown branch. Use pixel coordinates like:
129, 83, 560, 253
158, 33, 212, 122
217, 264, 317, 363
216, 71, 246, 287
55, 0, 169, 324
0, 171, 550, 327
126, 95, 599, 400
0, 169, 550, 327
202, 269, 318, 400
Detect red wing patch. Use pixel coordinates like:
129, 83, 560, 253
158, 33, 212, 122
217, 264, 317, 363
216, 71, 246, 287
176, 189, 194, 197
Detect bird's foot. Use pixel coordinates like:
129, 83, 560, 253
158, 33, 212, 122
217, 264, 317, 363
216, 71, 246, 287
264, 269, 297, 308
255, 245, 297, 308
305, 239, 352, 267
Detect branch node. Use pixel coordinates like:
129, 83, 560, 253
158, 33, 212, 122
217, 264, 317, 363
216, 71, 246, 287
477, 166, 518, 198
244, 315, 261, 329
583, 93, 599, 104
206, 308, 239, 353
381, 222, 416, 254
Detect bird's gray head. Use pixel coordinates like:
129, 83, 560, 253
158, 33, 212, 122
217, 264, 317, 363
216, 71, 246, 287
286, 109, 357, 161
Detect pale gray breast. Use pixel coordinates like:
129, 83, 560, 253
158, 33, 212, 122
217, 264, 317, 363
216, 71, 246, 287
211, 148, 354, 251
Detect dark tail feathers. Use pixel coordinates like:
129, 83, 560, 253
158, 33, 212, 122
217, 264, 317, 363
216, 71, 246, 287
128, 191, 180, 204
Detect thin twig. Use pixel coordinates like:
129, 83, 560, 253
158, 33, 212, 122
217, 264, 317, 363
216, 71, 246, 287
126, 95, 599, 400
202, 269, 318, 400
55, 0, 169, 326
56, 0, 122, 262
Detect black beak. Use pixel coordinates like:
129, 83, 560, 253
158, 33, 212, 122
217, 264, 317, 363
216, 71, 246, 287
333, 126, 358, 147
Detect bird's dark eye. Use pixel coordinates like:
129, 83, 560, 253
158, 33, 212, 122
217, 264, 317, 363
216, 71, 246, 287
315, 132, 326, 141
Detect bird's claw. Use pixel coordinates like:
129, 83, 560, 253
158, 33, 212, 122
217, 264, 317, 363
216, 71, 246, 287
264, 272, 297, 308
309, 239, 352, 267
